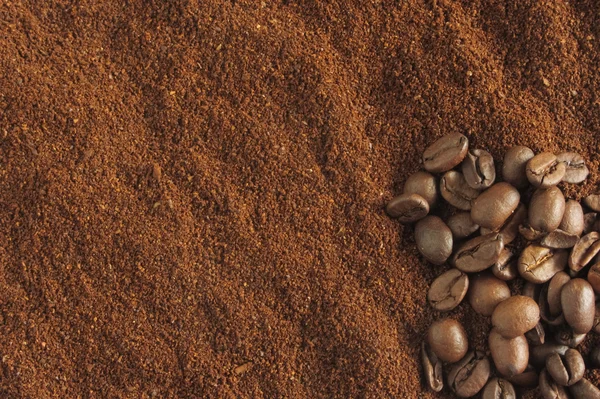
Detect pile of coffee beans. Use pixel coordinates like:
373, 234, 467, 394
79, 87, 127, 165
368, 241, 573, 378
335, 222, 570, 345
387, 133, 600, 398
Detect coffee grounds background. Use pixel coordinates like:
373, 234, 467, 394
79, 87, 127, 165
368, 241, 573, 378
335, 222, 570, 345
1, 1, 600, 398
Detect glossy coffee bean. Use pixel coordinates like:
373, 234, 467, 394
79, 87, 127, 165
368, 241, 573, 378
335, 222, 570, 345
557, 152, 589, 184
539, 369, 569, 399
583, 193, 600, 212
526, 152, 566, 188
502, 146, 534, 189
529, 186, 566, 233
531, 343, 569, 369
421, 342, 443, 392
547, 271, 570, 316
518, 245, 567, 284
427, 318, 468, 363
447, 350, 490, 397
481, 377, 516, 399
583, 212, 598, 234
462, 149, 496, 190
561, 278, 595, 334
495, 203, 527, 245
440, 171, 480, 211
559, 199, 584, 236
519, 222, 546, 241
492, 295, 540, 339
423, 133, 469, 173
569, 378, 600, 398
569, 232, 600, 273
427, 268, 469, 311
386, 193, 429, 222
546, 349, 585, 386
491, 248, 519, 281
452, 233, 504, 273
540, 229, 580, 249
468, 273, 510, 316
414, 216, 453, 265
506, 365, 538, 388
539, 284, 566, 327
489, 328, 529, 377
446, 211, 479, 239
587, 262, 600, 294
471, 183, 520, 230
525, 321, 545, 346
589, 346, 600, 369
404, 171, 439, 208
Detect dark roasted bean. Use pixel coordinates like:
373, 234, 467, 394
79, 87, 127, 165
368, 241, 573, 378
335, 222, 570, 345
386, 193, 430, 222
492, 295, 540, 339
467, 272, 510, 316
427, 318, 468, 363
446, 211, 479, 239
415, 216, 453, 265
519, 221, 546, 241
554, 326, 587, 348
404, 171, 439, 208
583, 193, 600, 212
559, 199, 584, 236
525, 321, 545, 346
589, 346, 600, 369
506, 365, 538, 388
447, 350, 490, 397
421, 342, 443, 392
529, 186, 566, 233
541, 229, 579, 249
557, 152, 589, 184
526, 152, 566, 188
531, 343, 569, 369
561, 278, 595, 334
547, 271, 570, 316
569, 232, 600, 273
427, 269, 469, 311
539, 284, 566, 327
440, 171, 480, 211
569, 378, 600, 398
423, 133, 469, 173
481, 377, 516, 399
453, 233, 504, 273
518, 245, 567, 284
539, 369, 569, 399
583, 212, 598, 234
502, 146, 534, 189
489, 328, 529, 377
587, 262, 600, 294
462, 149, 496, 190
492, 247, 519, 281
471, 183, 520, 230
546, 349, 585, 386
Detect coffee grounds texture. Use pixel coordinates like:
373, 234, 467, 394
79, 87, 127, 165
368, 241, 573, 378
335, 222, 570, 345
1, 1, 600, 398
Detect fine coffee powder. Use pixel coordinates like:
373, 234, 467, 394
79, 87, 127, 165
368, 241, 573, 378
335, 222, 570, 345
3, 2, 600, 399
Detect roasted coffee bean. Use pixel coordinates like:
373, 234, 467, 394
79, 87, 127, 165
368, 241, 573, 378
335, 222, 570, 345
531, 343, 569, 369
447, 211, 479, 239
546, 349, 585, 386
518, 245, 567, 284
519, 222, 546, 241
506, 365, 538, 388
590, 346, 600, 369
427, 318, 468, 363
502, 145, 535, 189
561, 278, 595, 334
540, 229, 580, 249
471, 183, 520, 230
539, 369, 569, 399
415, 216, 453, 265
404, 171, 439, 208
453, 233, 504, 273
492, 295, 540, 339
583, 212, 598, 234
481, 377, 516, 399
386, 193, 430, 222
529, 186, 566, 233
495, 203, 527, 245
522, 281, 542, 302
583, 193, 600, 212
462, 149, 496, 190
468, 272, 510, 316
525, 322, 545, 346
587, 262, 600, 294
421, 342, 443, 392
492, 248, 519, 281
559, 199, 584, 236
539, 284, 566, 327
428, 268, 469, 311
557, 152, 589, 184
569, 378, 600, 398
423, 133, 469, 173
547, 271, 570, 316
526, 152, 566, 188
440, 171, 480, 211
554, 326, 587, 348
447, 350, 490, 397
489, 328, 529, 377
569, 232, 600, 273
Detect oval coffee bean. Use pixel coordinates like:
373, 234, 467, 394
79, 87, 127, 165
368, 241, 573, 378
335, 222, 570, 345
440, 171, 480, 211
583, 193, 600, 212
496, 202, 527, 245
468, 272, 510, 316
540, 229, 580, 249
587, 262, 600, 294
531, 343, 569, 369
547, 271, 570, 316
526, 152, 566, 188
525, 321, 545, 346
428, 269, 469, 311
471, 183, 520, 230
462, 149, 496, 190
569, 232, 600, 273
427, 318, 468, 363
583, 212, 598, 234
489, 328, 529, 377
559, 199, 584, 236
518, 245, 567, 284
404, 171, 439, 208
546, 349, 585, 386
492, 295, 540, 339
554, 326, 586, 348
481, 377, 516, 399
491, 248, 519, 281
415, 216, 453, 265
539, 284, 566, 327
453, 233, 504, 273
447, 350, 490, 397
519, 221, 546, 241
423, 133, 469, 173
502, 145, 535, 189
590, 346, 600, 369
386, 193, 430, 222
539, 369, 569, 399
569, 378, 600, 398
557, 152, 589, 184
506, 365, 538, 388
446, 211, 479, 239
561, 278, 595, 334
421, 342, 443, 392
529, 186, 566, 233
